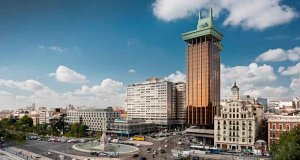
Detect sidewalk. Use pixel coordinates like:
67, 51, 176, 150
49, 149, 121, 160
0, 149, 24, 160
7, 147, 52, 160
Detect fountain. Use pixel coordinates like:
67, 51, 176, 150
72, 130, 139, 155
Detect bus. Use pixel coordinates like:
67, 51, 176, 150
133, 135, 145, 141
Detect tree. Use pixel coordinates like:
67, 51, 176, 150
68, 123, 88, 137
17, 115, 33, 127
270, 126, 300, 160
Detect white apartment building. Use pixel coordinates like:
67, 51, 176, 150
126, 78, 186, 128
293, 97, 300, 110
66, 107, 119, 132
214, 83, 263, 151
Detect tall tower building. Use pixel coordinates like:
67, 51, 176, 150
182, 9, 223, 128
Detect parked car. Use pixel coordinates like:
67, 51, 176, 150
158, 147, 161, 151
132, 154, 139, 157
153, 151, 157, 155
90, 152, 98, 156
161, 149, 166, 154
147, 148, 151, 153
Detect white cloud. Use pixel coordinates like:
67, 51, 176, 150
277, 66, 285, 73
256, 47, 300, 62
221, 63, 278, 98
0, 91, 12, 98
0, 77, 125, 109
49, 65, 88, 83
152, 0, 298, 30
279, 62, 300, 76
290, 77, 300, 94
38, 45, 68, 53
164, 71, 186, 83
0, 79, 48, 91
128, 69, 136, 73
243, 86, 289, 98
64, 78, 125, 107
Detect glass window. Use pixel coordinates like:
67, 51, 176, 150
280, 124, 283, 130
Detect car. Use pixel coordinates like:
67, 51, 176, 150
160, 149, 166, 154
90, 152, 98, 156
147, 148, 151, 153
153, 151, 157, 155
164, 144, 168, 148
132, 154, 139, 157
158, 147, 161, 151
140, 157, 147, 160
136, 144, 141, 147
98, 152, 108, 157
177, 141, 182, 145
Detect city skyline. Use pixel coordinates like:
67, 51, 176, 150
0, 0, 300, 109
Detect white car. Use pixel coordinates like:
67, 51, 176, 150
164, 144, 168, 148
158, 147, 161, 151
177, 141, 182, 145
136, 144, 141, 147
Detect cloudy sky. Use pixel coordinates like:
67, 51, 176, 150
0, 0, 299, 109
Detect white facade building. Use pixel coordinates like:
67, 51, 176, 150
293, 97, 300, 110
126, 78, 186, 128
66, 107, 119, 132
214, 83, 263, 151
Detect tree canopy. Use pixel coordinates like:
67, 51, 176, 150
270, 126, 300, 160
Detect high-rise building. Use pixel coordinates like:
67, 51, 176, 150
182, 9, 223, 127
126, 78, 186, 128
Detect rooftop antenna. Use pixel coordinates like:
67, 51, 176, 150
209, 8, 213, 17
198, 11, 202, 19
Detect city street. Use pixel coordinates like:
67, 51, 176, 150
3, 134, 272, 160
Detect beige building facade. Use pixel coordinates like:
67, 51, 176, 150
214, 83, 263, 151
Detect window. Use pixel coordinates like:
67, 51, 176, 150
249, 139, 252, 143
272, 132, 276, 138
237, 108, 239, 112
287, 124, 290, 130
279, 124, 283, 130
272, 124, 276, 130
242, 138, 245, 142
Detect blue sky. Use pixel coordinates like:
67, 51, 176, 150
0, 0, 300, 109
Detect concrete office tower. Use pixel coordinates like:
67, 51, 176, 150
182, 9, 223, 127
126, 78, 186, 129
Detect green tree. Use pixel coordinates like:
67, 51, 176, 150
270, 126, 300, 160
17, 115, 33, 127
68, 123, 88, 137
